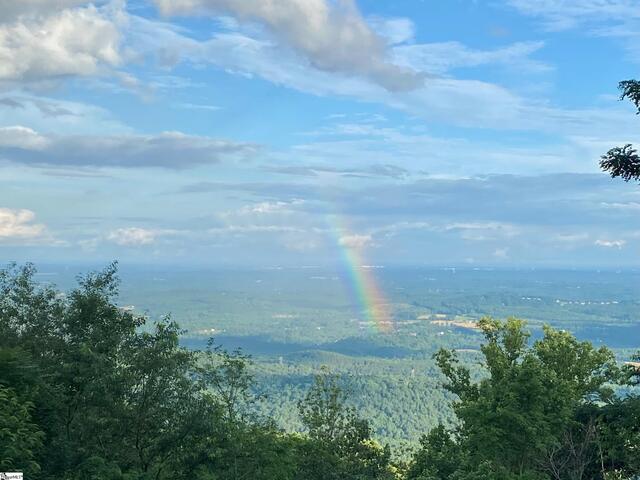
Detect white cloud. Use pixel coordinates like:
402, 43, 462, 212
0, 0, 90, 22
504, 0, 640, 63
374, 221, 431, 237
0, 94, 130, 134
0, 126, 257, 169
394, 41, 550, 75
372, 221, 521, 242
107, 227, 157, 246
214, 201, 315, 253
0, 208, 47, 242
237, 201, 303, 216
339, 233, 373, 248
0, 0, 629, 141
369, 17, 416, 45
601, 202, 640, 211
504, 0, 640, 30
152, 0, 422, 91
0, 125, 49, 149
101, 227, 184, 248
595, 239, 626, 248
173, 102, 221, 111
128, 15, 637, 138
78, 237, 99, 252
282, 121, 615, 176
0, 4, 121, 84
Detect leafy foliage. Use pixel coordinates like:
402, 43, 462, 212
0, 263, 395, 479
411, 317, 637, 480
619, 80, 640, 113
600, 80, 640, 182
600, 144, 640, 182
0, 385, 43, 475
297, 370, 395, 479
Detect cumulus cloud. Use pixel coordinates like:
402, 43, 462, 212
107, 227, 157, 246
0, 4, 121, 83
0, 0, 626, 137
131, 14, 635, 135
0, 208, 47, 242
103, 5, 637, 136
152, 0, 422, 91
0, 127, 257, 168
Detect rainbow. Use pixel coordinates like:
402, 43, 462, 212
327, 215, 394, 334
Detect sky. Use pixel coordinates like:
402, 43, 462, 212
1, 0, 640, 268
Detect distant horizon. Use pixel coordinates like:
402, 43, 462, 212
9, 260, 640, 273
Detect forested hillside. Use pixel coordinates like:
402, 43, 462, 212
89, 264, 640, 450
1, 263, 639, 479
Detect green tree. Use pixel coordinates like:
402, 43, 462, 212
415, 317, 619, 480
117, 320, 214, 478
596, 397, 640, 479
600, 80, 640, 182
182, 342, 301, 480
297, 370, 395, 480
406, 424, 463, 480
598, 78, 640, 480
0, 263, 298, 480
197, 340, 257, 424
0, 385, 44, 476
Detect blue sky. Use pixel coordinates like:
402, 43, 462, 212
1, 0, 640, 267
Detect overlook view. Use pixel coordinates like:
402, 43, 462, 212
1, 1, 639, 479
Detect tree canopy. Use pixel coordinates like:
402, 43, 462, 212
0, 263, 396, 480
408, 317, 639, 480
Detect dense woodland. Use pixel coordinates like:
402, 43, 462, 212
1, 262, 639, 479
2, 80, 640, 479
